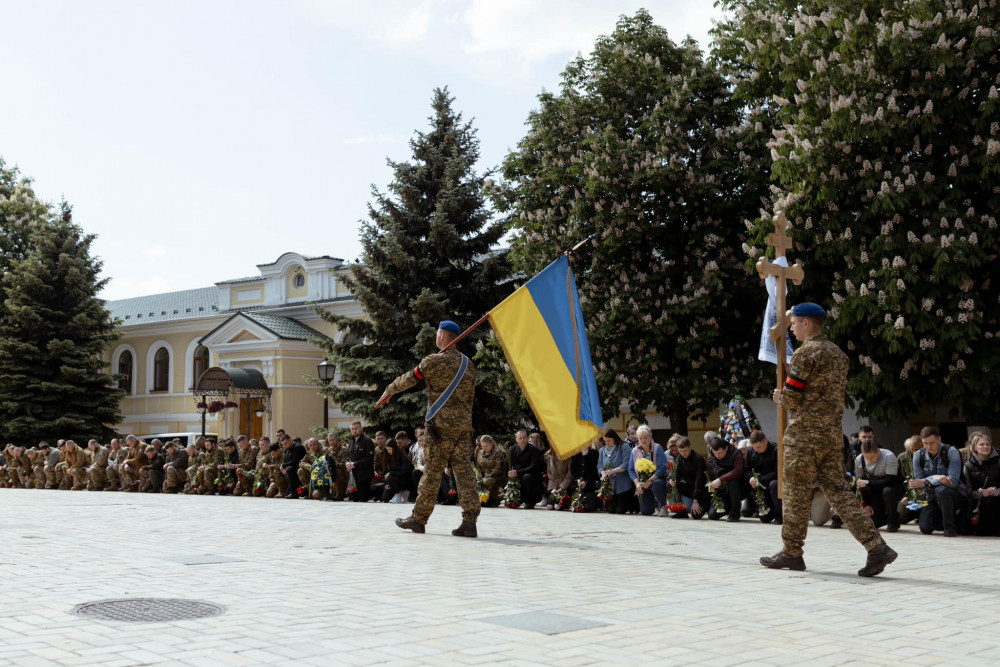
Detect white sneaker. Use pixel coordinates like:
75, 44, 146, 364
658, 506, 669, 517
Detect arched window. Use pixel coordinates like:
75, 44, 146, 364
153, 347, 170, 392
293, 273, 305, 288
118, 350, 133, 394
192, 345, 209, 384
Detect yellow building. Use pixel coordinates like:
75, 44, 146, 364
106, 252, 363, 440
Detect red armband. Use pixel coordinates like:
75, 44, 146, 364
413, 366, 424, 380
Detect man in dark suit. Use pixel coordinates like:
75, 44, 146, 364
345, 421, 376, 502
508, 429, 545, 509
281, 435, 307, 499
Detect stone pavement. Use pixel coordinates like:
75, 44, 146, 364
0, 488, 996, 666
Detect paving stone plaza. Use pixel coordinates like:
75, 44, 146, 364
1, 488, 996, 666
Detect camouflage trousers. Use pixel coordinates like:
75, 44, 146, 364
120, 465, 141, 491
54, 462, 72, 489
44, 464, 60, 487
67, 467, 88, 490
89, 467, 109, 490
412, 426, 480, 525
297, 466, 311, 489
199, 466, 219, 494
782, 442, 885, 558
165, 466, 186, 492
32, 464, 45, 488
106, 465, 121, 490
233, 470, 254, 496
266, 466, 287, 498
8, 467, 28, 488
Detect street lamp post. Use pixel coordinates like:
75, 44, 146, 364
317, 361, 335, 431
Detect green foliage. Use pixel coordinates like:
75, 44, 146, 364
715, 0, 1000, 424
0, 206, 124, 442
311, 88, 527, 434
494, 10, 772, 432
0, 158, 50, 324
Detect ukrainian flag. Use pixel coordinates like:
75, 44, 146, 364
488, 255, 603, 459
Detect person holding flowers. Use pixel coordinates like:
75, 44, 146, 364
964, 432, 1000, 536
706, 436, 746, 521
543, 445, 573, 509
598, 429, 632, 514
474, 435, 506, 508
670, 436, 709, 519
628, 425, 667, 516
743, 430, 780, 523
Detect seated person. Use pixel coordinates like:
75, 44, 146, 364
474, 435, 507, 507
597, 429, 633, 514
508, 429, 544, 509
543, 445, 573, 509
628, 425, 667, 516
141, 445, 165, 493
896, 435, 925, 525
964, 432, 1000, 536
381, 434, 415, 503
742, 430, 781, 523
670, 436, 709, 519
911, 426, 967, 537
706, 436, 746, 521
163, 442, 189, 494
856, 440, 904, 532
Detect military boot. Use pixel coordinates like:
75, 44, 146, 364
858, 544, 898, 577
395, 515, 425, 533
760, 552, 806, 571
451, 521, 478, 538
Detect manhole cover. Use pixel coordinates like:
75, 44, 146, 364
73, 598, 225, 622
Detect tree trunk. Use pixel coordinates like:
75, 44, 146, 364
669, 400, 689, 437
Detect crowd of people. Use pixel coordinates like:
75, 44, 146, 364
1, 421, 996, 537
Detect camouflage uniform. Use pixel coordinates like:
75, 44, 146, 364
475, 445, 507, 506
44, 448, 65, 488
234, 444, 258, 496
265, 451, 287, 498
8, 451, 32, 488
386, 347, 479, 526
186, 450, 206, 494
121, 446, 148, 492
106, 446, 127, 491
199, 445, 227, 494
252, 448, 271, 496
326, 442, 349, 499
29, 450, 46, 489
297, 451, 317, 489
88, 445, 110, 490
64, 446, 89, 490
779, 334, 885, 558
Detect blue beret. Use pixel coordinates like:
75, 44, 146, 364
792, 302, 826, 317
438, 320, 461, 334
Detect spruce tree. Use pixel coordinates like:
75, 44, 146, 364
0, 207, 124, 442
312, 88, 521, 434
494, 11, 773, 433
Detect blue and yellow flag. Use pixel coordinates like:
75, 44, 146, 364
488, 255, 603, 459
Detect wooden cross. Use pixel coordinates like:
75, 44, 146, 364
754, 211, 805, 498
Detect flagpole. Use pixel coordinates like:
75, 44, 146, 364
374, 236, 593, 409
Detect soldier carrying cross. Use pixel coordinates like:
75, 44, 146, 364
756, 212, 898, 577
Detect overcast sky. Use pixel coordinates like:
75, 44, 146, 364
0, 1, 723, 300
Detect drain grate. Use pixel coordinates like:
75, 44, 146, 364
73, 598, 225, 622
